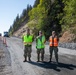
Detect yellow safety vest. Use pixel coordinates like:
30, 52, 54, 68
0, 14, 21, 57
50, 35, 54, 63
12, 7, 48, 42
23, 35, 33, 45
36, 36, 45, 49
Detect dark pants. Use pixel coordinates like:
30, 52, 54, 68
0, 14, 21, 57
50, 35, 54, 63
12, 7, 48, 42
49, 46, 58, 63
37, 48, 45, 61
24, 45, 32, 60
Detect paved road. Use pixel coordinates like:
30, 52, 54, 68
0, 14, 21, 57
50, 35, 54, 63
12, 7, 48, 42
5, 37, 76, 75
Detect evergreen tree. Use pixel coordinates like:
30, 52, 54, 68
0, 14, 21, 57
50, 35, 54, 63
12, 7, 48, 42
33, 0, 40, 7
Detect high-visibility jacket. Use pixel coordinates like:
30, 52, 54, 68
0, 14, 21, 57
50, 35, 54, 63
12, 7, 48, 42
23, 35, 33, 45
49, 36, 58, 47
36, 36, 45, 49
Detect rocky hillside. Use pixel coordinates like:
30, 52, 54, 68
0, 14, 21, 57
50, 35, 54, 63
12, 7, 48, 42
13, 24, 28, 38
13, 22, 33, 38
60, 31, 76, 43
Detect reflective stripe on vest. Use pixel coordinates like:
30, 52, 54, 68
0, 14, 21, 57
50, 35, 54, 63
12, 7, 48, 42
23, 35, 33, 45
49, 37, 58, 46
36, 36, 45, 49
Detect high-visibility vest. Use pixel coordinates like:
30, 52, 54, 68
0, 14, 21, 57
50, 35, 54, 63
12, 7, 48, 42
49, 36, 58, 47
36, 36, 45, 49
23, 35, 33, 45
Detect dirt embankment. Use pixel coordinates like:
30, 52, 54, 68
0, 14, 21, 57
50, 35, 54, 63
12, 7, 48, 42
13, 24, 33, 38
13, 24, 28, 38
59, 31, 76, 43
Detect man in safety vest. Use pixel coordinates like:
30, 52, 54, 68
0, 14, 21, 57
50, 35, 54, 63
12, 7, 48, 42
49, 31, 59, 64
22, 28, 34, 62
36, 31, 46, 62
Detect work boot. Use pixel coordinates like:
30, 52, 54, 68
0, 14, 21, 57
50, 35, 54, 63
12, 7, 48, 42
23, 58, 27, 62
37, 57, 40, 62
41, 54, 44, 62
41, 59, 43, 62
23, 59, 27, 62
49, 58, 52, 63
28, 57, 31, 61
37, 54, 40, 62
37, 59, 40, 62
41, 58, 44, 62
56, 57, 58, 65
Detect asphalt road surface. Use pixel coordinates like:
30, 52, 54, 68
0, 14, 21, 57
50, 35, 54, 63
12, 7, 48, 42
1, 37, 76, 75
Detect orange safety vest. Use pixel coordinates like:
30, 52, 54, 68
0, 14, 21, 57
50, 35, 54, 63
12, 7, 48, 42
49, 36, 58, 47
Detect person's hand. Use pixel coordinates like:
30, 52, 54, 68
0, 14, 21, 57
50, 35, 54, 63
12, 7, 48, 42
24, 42, 26, 44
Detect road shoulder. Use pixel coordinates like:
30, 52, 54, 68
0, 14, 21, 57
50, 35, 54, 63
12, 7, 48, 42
0, 40, 12, 75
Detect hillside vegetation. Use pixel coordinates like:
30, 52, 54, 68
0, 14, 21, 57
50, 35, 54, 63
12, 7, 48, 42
9, 0, 76, 42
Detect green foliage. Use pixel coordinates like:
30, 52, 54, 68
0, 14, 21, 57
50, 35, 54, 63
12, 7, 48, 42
9, 0, 64, 40
27, 20, 39, 36
29, 8, 40, 20
61, 0, 76, 31
28, 0, 63, 39
70, 25, 76, 34
29, 0, 48, 33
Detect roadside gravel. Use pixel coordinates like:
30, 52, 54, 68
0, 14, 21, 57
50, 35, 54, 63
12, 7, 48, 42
0, 40, 12, 75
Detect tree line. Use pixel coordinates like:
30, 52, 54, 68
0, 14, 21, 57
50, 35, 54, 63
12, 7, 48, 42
9, 4, 32, 35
